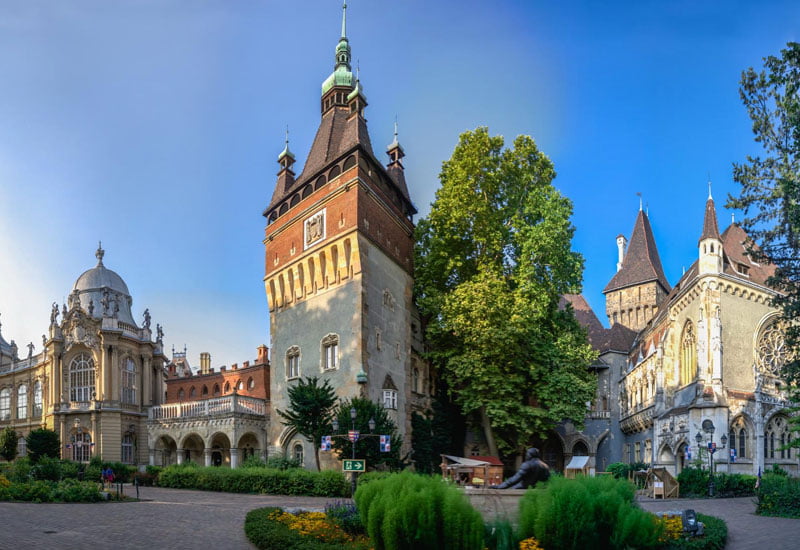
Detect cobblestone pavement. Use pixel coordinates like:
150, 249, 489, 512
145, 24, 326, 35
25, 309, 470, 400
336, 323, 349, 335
2, 487, 798, 549
0, 485, 335, 550
639, 496, 800, 550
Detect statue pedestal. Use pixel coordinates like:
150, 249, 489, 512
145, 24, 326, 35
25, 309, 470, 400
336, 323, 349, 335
464, 487, 527, 524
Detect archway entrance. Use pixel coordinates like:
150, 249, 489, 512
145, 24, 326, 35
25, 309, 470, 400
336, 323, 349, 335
238, 432, 261, 463
182, 434, 204, 465
155, 435, 178, 466
210, 432, 232, 467
531, 432, 564, 473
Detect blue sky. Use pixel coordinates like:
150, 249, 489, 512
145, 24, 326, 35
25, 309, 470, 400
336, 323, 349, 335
0, 1, 798, 369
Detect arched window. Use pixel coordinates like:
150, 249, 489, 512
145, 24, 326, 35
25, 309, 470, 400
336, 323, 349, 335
178, 388, 185, 400
237, 380, 243, 391
202, 385, 208, 396
33, 381, 43, 417
17, 436, 27, 457
286, 346, 300, 379
572, 441, 589, 456
17, 385, 27, 419
248, 377, 255, 390
70, 354, 96, 402
189, 387, 196, 398
122, 358, 136, 405
213, 384, 220, 396
293, 443, 304, 464
680, 322, 696, 385
121, 433, 135, 464
730, 416, 749, 459
412, 368, 420, 393
321, 334, 339, 370
224, 382, 231, 393
765, 415, 791, 460
72, 431, 92, 463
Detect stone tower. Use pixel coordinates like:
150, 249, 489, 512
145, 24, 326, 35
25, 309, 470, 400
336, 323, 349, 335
604, 207, 670, 332
262, 3, 418, 466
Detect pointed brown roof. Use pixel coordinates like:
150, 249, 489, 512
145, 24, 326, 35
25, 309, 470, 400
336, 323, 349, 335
604, 210, 671, 294
560, 294, 605, 347
699, 197, 721, 243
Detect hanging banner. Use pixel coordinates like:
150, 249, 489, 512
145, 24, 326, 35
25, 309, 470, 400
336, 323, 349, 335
320, 435, 332, 451
380, 435, 391, 452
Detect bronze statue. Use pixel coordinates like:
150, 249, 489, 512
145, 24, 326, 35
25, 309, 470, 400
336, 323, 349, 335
491, 447, 550, 489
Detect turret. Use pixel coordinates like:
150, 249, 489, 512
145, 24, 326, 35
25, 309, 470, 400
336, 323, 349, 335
698, 183, 723, 276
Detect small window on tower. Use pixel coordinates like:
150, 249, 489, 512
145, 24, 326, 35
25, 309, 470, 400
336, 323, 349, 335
738, 263, 750, 276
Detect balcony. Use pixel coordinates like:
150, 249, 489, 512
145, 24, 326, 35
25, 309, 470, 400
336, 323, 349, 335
148, 394, 268, 421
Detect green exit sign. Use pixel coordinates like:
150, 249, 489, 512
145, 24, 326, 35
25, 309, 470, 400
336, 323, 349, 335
343, 459, 366, 472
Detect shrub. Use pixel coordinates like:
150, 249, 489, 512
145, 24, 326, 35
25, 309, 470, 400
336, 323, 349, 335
5, 456, 32, 483
354, 471, 484, 550
31, 456, 62, 481
26, 428, 60, 463
326, 500, 365, 536
0, 427, 18, 462
605, 462, 629, 479
0, 478, 102, 503
241, 455, 267, 468
756, 474, 800, 518
157, 464, 349, 497
662, 514, 727, 550
50, 479, 103, 503
677, 467, 757, 498
59, 460, 82, 480
518, 475, 662, 550
266, 456, 301, 470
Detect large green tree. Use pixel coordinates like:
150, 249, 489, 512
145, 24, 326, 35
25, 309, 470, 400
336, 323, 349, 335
414, 127, 596, 458
276, 376, 337, 471
0, 427, 18, 462
330, 397, 404, 470
727, 43, 800, 388
26, 428, 60, 463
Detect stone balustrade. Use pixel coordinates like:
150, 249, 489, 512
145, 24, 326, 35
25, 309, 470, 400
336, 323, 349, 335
148, 394, 268, 420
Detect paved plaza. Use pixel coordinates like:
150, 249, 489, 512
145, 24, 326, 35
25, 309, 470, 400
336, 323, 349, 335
0, 486, 798, 549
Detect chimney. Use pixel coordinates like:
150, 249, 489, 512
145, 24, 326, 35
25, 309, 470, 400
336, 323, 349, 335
200, 352, 211, 375
616, 234, 627, 272
243, 361, 250, 368
232, 363, 238, 370
257, 345, 269, 365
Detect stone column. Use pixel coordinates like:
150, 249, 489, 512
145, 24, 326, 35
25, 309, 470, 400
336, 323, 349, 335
230, 448, 239, 469
204, 448, 212, 467
176, 449, 184, 465
149, 449, 156, 467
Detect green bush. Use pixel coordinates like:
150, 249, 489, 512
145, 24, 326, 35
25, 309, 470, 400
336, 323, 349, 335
518, 475, 662, 550
355, 471, 484, 550
31, 456, 62, 481
326, 501, 365, 536
266, 456, 302, 470
50, 479, 104, 503
26, 428, 60, 463
157, 464, 349, 497
59, 460, 82, 480
0, 478, 102, 503
677, 467, 757, 498
605, 462, 629, 479
5, 456, 32, 483
756, 474, 800, 518
662, 514, 727, 550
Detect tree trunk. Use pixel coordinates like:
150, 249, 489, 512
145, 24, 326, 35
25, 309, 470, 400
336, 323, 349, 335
314, 447, 321, 471
480, 406, 499, 457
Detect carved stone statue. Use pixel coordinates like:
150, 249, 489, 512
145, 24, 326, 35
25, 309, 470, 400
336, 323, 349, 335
27, 342, 34, 358
491, 447, 551, 489
87, 300, 95, 316
100, 289, 111, 316
51, 302, 60, 324
143, 308, 151, 330
156, 324, 164, 344
62, 303, 67, 319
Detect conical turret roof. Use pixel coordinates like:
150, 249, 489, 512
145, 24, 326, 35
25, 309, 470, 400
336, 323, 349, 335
604, 210, 670, 294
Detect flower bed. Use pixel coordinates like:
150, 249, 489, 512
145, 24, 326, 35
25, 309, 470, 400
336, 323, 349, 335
244, 506, 371, 550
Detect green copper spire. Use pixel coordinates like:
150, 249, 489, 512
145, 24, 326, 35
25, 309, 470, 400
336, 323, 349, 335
322, 1, 354, 96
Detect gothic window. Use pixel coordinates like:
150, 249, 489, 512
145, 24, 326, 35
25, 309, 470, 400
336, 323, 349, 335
72, 432, 92, 463
321, 334, 339, 370
122, 358, 136, 405
213, 384, 220, 396
756, 320, 788, 376
0, 389, 11, 420
178, 388, 185, 400
644, 440, 652, 464
237, 380, 243, 391
17, 385, 27, 419
248, 378, 255, 390
602, 395, 609, 411
121, 434, 135, 464
729, 416, 749, 459
412, 368, 420, 394
33, 381, 42, 417
765, 415, 792, 460
202, 385, 208, 396
224, 382, 231, 393
190, 387, 196, 398
680, 322, 696, 386
293, 443, 304, 464
634, 442, 641, 463
382, 389, 398, 410
286, 346, 300, 379
69, 354, 95, 402
17, 436, 26, 457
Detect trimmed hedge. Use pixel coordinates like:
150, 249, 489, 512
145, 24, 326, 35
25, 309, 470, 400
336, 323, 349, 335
662, 514, 727, 550
518, 475, 663, 550
677, 467, 757, 498
756, 474, 800, 518
354, 471, 484, 550
157, 464, 349, 497
0, 478, 103, 503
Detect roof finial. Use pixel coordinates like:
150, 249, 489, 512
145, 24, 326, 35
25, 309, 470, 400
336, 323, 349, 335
637, 192, 642, 211
393, 116, 398, 143
285, 125, 289, 148
341, 1, 347, 39
96, 241, 105, 266
708, 174, 713, 200
732, 212, 735, 225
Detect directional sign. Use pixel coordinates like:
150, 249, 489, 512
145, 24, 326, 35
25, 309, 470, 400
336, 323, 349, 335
343, 459, 366, 472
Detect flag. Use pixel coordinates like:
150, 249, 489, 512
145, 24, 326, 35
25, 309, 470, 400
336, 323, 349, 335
348, 430, 360, 442
320, 435, 331, 451
755, 466, 762, 490
380, 435, 391, 452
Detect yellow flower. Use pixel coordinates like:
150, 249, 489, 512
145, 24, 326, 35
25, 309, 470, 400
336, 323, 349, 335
0, 474, 11, 488
519, 537, 544, 550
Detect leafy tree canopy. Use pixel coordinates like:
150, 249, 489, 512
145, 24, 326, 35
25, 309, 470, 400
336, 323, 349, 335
414, 127, 596, 457
276, 376, 337, 471
0, 427, 18, 462
26, 428, 60, 463
728, 42, 800, 387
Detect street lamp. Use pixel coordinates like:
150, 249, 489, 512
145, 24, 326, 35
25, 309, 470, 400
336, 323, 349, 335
327, 408, 379, 496
696, 420, 727, 497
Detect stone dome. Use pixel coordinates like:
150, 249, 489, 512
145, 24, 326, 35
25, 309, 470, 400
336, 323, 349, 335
71, 244, 136, 326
